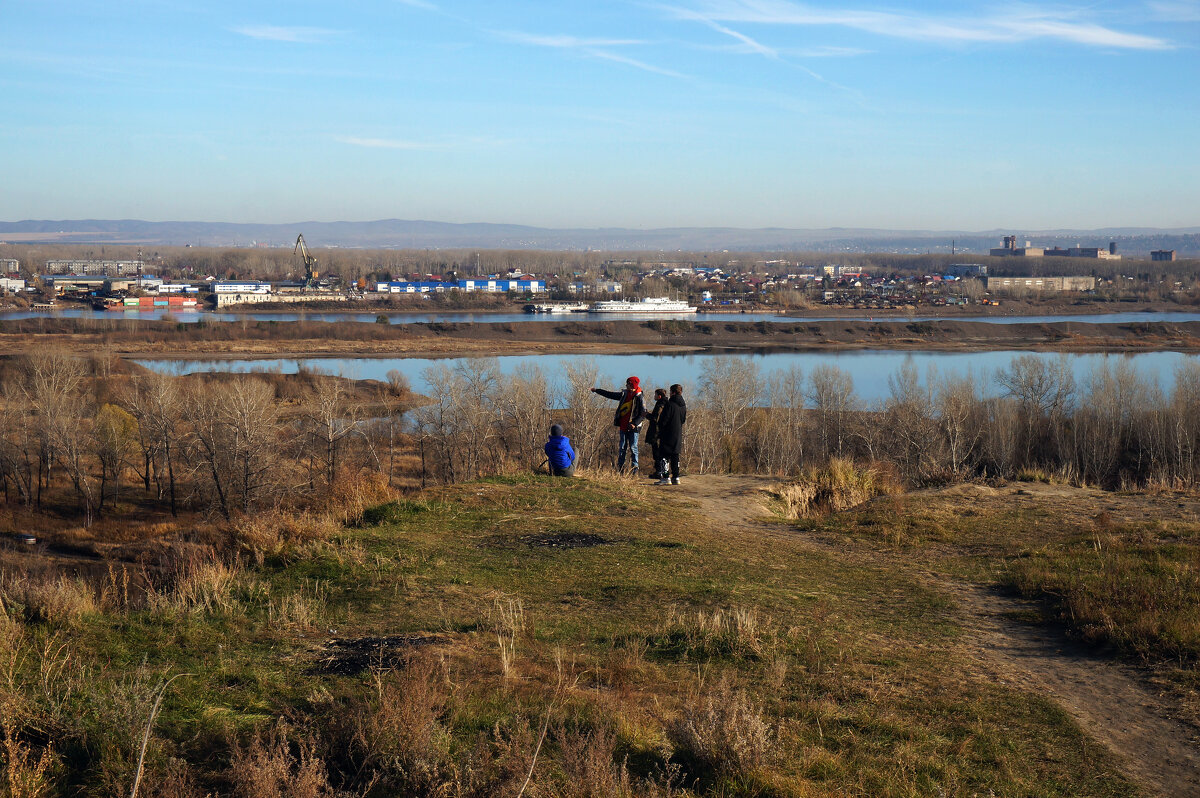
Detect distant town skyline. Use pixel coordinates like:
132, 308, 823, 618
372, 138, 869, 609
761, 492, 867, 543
3, 1, 1198, 230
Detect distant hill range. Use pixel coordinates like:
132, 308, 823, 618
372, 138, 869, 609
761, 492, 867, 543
1, 219, 1198, 256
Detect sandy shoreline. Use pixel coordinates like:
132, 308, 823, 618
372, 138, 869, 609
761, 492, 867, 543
4, 315, 1200, 361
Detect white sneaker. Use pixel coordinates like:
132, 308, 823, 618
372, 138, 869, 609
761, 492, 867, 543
655, 478, 671, 485
671, 477, 681, 485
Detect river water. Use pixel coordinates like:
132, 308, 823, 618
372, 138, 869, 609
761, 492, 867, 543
8, 308, 1200, 326
133, 349, 1199, 404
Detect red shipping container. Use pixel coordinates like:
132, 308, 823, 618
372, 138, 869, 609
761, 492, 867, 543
139, 297, 155, 306
167, 296, 185, 304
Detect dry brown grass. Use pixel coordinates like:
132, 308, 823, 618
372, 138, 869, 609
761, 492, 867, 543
325, 471, 396, 526
490, 594, 527, 682
0, 572, 99, 626
775, 457, 903, 519
146, 559, 240, 615
266, 581, 329, 631
657, 605, 775, 662
232, 512, 342, 564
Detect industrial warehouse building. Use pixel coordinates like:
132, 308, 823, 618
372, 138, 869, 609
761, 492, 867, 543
984, 276, 1096, 292
373, 279, 546, 294
990, 237, 1121, 260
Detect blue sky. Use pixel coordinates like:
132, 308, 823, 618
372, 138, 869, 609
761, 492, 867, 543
2, 0, 1197, 229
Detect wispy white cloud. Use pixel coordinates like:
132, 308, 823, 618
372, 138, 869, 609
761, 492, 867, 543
584, 50, 684, 77
666, 1, 1173, 50
497, 32, 648, 48
692, 40, 868, 56
498, 30, 686, 77
666, 6, 866, 97
232, 25, 341, 43
786, 45, 869, 57
688, 15, 779, 57
337, 135, 507, 150
337, 136, 448, 150
1148, 0, 1200, 21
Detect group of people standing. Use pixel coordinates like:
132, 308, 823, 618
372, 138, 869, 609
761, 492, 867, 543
543, 375, 687, 485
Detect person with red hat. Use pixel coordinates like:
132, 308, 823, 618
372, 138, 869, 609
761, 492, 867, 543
591, 376, 647, 474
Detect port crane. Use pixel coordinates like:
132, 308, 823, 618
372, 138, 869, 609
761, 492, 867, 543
294, 234, 318, 289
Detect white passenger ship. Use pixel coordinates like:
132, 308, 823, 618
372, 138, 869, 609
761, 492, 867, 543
587, 297, 697, 314
525, 302, 589, 313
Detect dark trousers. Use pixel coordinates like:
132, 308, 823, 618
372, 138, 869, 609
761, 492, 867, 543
550, 463, 576, 477
666, 452, 680, 480
650, 441, 665, 475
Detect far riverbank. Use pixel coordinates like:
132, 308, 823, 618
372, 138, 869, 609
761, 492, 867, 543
4, 316, 1200, 361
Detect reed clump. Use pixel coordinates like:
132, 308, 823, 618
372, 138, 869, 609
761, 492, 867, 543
653, 605, 776, 662
774, 458, 903, 519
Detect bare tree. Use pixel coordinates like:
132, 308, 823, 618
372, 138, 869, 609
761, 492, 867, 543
414, 360, 504, 483
302, 377, 361, 490
0, 381, 37, 505
995, 354, 1075, 468
25, 350, 96, 523
933, 371, 983, 477
182, 380, 234, 519
882, 361, 941, 482
92, 403, 137, 510
750, 366, 806, 474
560, 359, 607, 470
122, 372, 183, 515
698, 357, 761, 472
222, 377, 280, 513
807, 364, 856, 458
499, 364, 552, 471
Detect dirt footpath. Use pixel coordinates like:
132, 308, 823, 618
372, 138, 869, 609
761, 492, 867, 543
666, 474, 1200, 798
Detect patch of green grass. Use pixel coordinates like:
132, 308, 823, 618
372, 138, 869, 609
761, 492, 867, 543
359, 498, 430, 525
1005, 526, 1200, 662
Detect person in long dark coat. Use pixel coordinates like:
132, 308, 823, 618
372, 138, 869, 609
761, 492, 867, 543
655, 384, 686, 485
645, 388, 669, 480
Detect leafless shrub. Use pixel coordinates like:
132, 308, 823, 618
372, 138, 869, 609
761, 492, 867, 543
385, 368, 411, 397
350, 655, 450, 791
553, 724, 635, 798
666, 679, 773, 775
1, 723, 55, 798
227, 721, 333, 798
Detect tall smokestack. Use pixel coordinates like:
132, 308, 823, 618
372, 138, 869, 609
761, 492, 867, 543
1109, 242, 1117, 255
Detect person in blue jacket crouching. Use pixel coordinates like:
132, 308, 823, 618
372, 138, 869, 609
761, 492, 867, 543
545, 424, 576, 477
